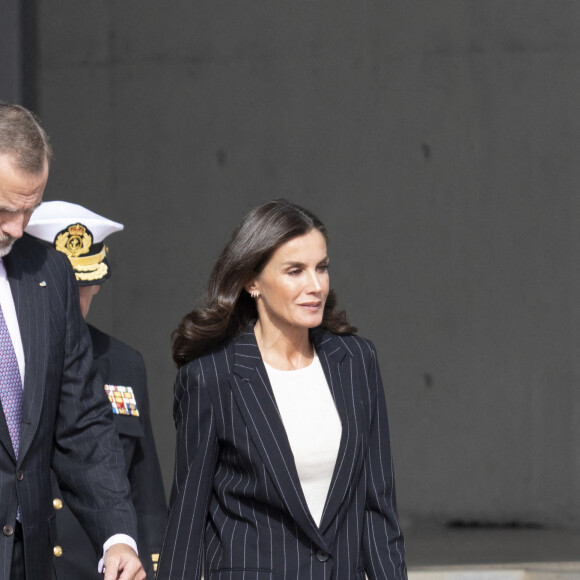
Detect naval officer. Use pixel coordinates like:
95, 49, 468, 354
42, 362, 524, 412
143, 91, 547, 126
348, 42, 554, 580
25, 201, 167, 579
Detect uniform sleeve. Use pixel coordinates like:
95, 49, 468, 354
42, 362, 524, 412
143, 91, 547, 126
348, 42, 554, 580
156, 360, 219, 580
51, 258, 137, 550
124, 353, 168, 572
362, 342, 407, 580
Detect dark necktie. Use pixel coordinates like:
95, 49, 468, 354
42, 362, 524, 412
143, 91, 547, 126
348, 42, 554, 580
0, 302, 23, 459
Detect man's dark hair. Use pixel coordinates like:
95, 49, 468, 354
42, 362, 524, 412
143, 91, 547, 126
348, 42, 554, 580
0, 102, 52, 173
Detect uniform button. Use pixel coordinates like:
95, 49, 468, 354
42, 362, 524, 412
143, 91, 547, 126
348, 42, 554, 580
3, 525, 14, 537
315, 549, 330, 562
16, 471, 24, 481
53, 498, 63, 510
53, 546, 63, 557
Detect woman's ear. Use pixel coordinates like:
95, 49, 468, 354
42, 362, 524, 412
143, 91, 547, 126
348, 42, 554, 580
245, 280, 260, 300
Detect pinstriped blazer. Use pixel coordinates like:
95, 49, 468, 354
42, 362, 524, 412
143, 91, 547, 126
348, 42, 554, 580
157, 323, 407, 580
0, 235, 137, 580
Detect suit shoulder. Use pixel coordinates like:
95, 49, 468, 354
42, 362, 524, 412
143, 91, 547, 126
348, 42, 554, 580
13, 233, 47, 255
351, 333, 376, 352
176, 339, 232, 382
331, 332, 376, 356
11, 234, 72, 271
88, 324, 143, 362
333, 334, 378, 368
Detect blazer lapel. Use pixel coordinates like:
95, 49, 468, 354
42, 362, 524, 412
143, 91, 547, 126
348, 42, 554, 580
229, 325, 330, 551
313, 329, 365, 538
5, 245, 50, 465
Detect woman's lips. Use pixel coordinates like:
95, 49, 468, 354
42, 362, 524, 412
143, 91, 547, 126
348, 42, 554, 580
299, 302, 322, 312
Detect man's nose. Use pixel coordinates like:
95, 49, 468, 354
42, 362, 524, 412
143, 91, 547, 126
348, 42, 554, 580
0, 215, 26, 239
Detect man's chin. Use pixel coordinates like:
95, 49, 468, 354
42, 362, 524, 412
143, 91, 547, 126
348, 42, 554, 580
0, 240, 16, 258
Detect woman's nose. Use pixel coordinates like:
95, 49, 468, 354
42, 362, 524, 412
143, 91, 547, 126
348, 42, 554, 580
306, 270, 322, 292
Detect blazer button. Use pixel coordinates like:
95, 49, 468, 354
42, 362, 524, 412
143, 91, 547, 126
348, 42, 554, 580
3, 525, 14, 537
16, 471, 24, 481
53, 498, 63, 510
53, 545, 63, 557
315, 549, 330, 562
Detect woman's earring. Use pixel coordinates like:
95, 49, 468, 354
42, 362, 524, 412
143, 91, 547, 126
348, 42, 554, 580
250, 289, 260, 299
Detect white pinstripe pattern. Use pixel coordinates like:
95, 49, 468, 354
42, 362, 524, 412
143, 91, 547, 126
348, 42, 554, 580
157, 323, 406, 580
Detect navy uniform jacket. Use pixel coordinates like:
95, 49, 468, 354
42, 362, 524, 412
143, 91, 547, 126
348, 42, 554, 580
52, 324, 168, 579
157, 323, 407, 580
0, 235, 137, 580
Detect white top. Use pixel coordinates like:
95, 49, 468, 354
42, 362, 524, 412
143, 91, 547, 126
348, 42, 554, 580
265, 352, 342, 526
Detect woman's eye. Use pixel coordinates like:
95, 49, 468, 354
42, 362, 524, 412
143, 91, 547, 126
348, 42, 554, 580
288, 269, 301, 276
317, 264, 329, 272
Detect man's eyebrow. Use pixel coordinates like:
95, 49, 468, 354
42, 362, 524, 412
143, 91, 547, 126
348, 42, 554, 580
0, 201, 42, 213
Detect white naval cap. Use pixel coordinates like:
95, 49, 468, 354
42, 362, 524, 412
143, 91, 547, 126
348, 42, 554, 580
25, 200, 124, 286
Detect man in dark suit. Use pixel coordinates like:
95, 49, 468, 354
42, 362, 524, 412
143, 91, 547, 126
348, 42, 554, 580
25, 201, 168, 579
0, 102, 145, 580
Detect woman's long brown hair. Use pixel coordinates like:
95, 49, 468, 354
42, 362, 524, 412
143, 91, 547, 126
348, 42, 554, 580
172, 199, 356, 367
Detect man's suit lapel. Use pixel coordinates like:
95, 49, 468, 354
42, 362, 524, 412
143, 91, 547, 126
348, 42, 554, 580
4, 244, 50, 465
313, 329, 365, 539
0, 392, 13, 460
229, 326, 330, 551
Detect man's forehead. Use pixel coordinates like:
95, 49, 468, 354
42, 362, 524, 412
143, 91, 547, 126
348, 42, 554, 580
0, 151, 49, 177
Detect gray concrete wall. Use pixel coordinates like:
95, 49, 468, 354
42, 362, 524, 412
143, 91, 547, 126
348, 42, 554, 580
34, 1, 580, 527
0, 0, 37, 107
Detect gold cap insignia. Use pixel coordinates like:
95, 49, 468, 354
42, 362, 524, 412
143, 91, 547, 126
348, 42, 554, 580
55, 223, 92, 258
54, 223, 110, 283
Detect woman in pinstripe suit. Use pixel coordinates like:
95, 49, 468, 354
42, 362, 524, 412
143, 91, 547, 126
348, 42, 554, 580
157, 200, 407, 580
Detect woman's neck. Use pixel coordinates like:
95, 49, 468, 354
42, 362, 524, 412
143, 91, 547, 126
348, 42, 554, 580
254, 320, 314, 371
